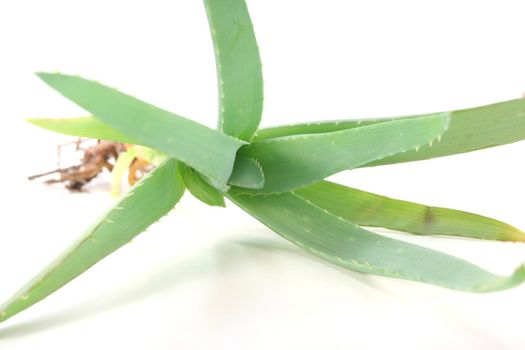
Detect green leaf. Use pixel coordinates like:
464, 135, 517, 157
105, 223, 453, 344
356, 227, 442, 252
27, 116, 137, 144
36, 73, 246, 191
227, 191, 525, 292
0, 160, 185, 324
132, 145, 168, 166
180, 163, 226, 207
373, 99, 525, 166
237, 113, 450, 194
204, 0, 263, 141
254, 99, 525, 167
111, 147, 136, 196
228, 157, 265, 189
296, 181, 525, 242
254, 118, 384, 141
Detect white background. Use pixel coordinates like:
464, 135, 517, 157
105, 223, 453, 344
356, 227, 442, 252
1, 0, 525, 349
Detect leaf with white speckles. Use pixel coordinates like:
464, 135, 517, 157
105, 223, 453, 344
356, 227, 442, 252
36, 73, 246, 191
228, 190, 525, 292
228, 157, 265, 189
236, 113, 450, 194
204, 0, 263, 141
0, 160, 185, 323
254, 99, 525, 168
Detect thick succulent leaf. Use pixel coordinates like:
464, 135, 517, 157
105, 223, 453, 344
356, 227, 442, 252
180, 163, 226, 207
254, 118, 386, 141
227, 191, 525, 292
296, 181, 525, 242
0, 160, 185, 324
27, 116, 137, 144
204, 0, 263, 141
237, 113, 450, 194
228, 157, 265, 189
373, 99, 525, 166
111, 147, 136, 196
255, 99, 525, 167
36, 73, 246, 190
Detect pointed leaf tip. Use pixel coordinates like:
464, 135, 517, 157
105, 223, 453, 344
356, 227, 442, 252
204, 0, 263, 140
296, 181, 525, 242
0, 160, 185, 324
229, 191, 525, 293
237, 112, 450, 194
26, 116, 137, 144
33, 72, 245, 191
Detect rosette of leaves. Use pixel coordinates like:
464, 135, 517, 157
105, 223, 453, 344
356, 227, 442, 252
2, 0, 525, 324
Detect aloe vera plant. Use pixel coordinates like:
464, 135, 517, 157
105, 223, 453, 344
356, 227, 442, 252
2, 0, 525, 325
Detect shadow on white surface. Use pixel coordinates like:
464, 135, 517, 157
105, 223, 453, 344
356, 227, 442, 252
0, 236, 385, 340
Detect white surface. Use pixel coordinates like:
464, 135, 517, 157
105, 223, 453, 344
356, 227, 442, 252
1, 0, 525, 349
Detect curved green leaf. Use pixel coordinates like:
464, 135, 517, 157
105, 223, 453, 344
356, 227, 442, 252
180, 163, 226, 207
0, 160, 185, 324
27, 116, 136, 144
296, 181, 525, 242
204, 0, 263, 140
237, 113, 450, 194
228, 191, 525, 292
228, 157, 265, 189
36, 73, 246, 190
254, 118, 386, 141
254, 99, 525, 167
111, 147, 136, 196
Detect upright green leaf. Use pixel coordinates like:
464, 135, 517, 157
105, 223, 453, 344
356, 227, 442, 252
254, 99, 525, 167
296, 181, 525, 242
237, 113, 450, 194
111, 147, 136, 196
0, 160, 185, 324
37, 73, 246, 190
204, 0, 263, 140
228, 191, 525, 292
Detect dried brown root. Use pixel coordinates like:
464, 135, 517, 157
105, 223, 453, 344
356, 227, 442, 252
29, 141, 126, 191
